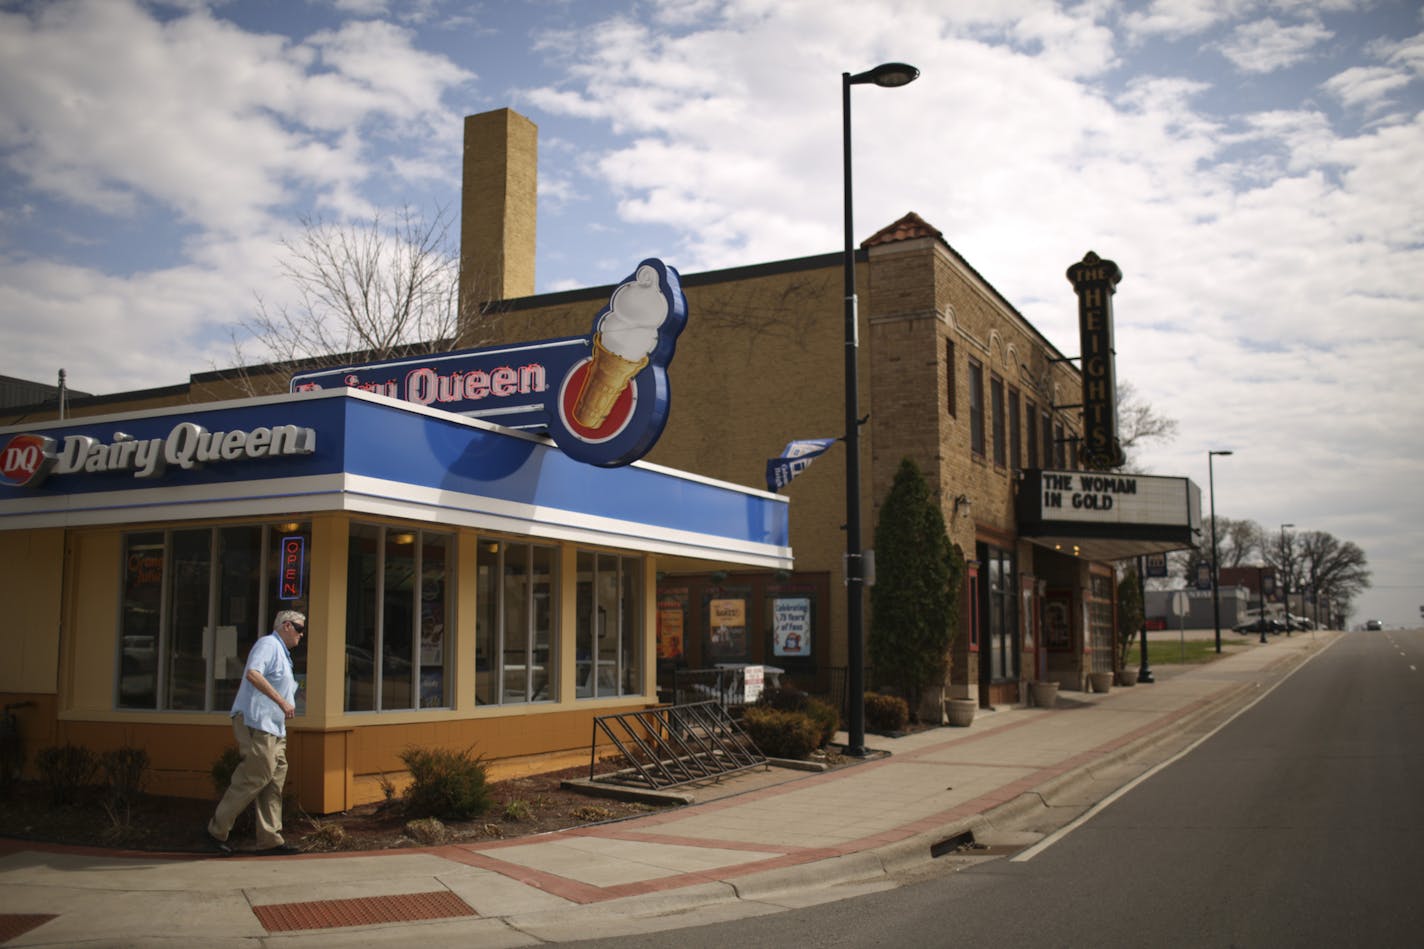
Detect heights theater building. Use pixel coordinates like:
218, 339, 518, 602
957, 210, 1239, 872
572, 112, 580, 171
0, 108, 1199, 812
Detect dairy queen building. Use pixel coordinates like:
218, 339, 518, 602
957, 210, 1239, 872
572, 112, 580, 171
0, 108, 1200, 813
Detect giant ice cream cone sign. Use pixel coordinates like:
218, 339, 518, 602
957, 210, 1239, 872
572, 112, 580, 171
549, 258, 687, 466
573, 264, 668, 427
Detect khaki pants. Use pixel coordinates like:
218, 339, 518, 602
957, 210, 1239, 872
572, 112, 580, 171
208, 713, 287, 849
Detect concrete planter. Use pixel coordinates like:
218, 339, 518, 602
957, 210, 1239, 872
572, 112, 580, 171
1118, 667, 1139, 687
1088, 671, 1113, 693
947, 697, 977, 727
1031, 681, 1059, 708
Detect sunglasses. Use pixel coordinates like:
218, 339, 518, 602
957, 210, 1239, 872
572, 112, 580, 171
290, 622, 306, 634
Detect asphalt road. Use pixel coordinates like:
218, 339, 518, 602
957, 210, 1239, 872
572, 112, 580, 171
571, 628, 1423, 948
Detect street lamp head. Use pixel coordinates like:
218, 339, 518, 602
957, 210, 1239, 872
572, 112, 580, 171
1209, 449, 1234, 457
848, 62, 920, 87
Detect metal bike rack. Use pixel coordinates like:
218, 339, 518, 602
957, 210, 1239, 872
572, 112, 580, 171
587, 701, 766, 791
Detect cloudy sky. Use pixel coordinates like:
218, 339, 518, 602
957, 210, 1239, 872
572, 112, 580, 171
1, 0, 1421, 625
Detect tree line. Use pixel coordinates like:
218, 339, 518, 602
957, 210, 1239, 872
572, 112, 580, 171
1167, 518, 1371, 626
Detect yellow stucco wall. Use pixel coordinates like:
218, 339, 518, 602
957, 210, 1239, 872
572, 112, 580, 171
0, 529, 64, 694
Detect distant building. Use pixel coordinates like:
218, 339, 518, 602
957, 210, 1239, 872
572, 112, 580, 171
0, 373, 89, 413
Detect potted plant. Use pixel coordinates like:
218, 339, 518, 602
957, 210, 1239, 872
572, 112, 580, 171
946, 695, 977, 726
1031, 679, 1059, 708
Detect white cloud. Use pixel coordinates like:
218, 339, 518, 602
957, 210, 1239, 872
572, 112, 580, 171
1322, 64, 1413, 110
1218, 16, 1331, 73
0, 0, 470, 239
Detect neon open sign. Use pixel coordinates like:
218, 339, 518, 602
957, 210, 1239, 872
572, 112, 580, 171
279, 535, 305, 600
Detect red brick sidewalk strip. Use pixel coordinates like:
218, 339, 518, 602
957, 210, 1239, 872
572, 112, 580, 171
252, 890, 475, 932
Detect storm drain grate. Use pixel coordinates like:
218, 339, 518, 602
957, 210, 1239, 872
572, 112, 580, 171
252, 891, 476, 932
0, 913, 58, 942
930, 830, 977, 858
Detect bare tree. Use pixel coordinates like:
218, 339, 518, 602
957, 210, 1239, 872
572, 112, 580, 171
1171, 515, 1259, 587
1293, 530, 1371, 627
1114, 380, 1179, 473
224, 206, 464, 395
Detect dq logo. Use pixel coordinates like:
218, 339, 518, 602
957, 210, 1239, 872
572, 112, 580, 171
0, 434, 57, 487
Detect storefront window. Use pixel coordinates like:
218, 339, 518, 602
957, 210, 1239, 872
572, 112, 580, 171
978, 543, 1019, 682
1088, 573, 1114, 674
344, 524, 454, 712
576, 551, 642, 698
118, 523, 309, 712
474, 538, 557, 705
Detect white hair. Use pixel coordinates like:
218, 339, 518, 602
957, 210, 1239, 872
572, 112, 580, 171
273, 609, 306, 631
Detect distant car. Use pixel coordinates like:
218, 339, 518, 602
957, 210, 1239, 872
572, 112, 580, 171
1285, 615, 1314, 631
1365, 619, 1383, 631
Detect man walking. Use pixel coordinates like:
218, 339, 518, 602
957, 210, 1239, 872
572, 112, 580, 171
206, 609, 305, 855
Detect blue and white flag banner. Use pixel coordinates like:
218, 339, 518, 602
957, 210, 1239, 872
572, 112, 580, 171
766, 438, 837, 492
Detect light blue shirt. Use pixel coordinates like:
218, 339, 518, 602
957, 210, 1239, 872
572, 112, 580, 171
230, 633, 296, 738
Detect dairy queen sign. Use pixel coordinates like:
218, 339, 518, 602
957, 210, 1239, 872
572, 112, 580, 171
291, 258, 687, 468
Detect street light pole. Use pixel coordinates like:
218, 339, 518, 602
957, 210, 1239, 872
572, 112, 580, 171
1280, 523, 1295, 636
1208, 450, 1233, 654
842, 62, 918, 757
1258, 566, 1269, 645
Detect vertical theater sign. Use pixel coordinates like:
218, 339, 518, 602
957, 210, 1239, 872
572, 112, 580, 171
1066, 251, 1124, 470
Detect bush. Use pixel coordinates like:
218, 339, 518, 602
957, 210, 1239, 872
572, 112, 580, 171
863, 692, 910, 734
803, 697, 841, 747
869, 458, 964, 718
755, 686, 839, 747
210, 745, 242, 796
399, 746, 492, 821
99, 747, 149, 820
741, 706, 820, 760
34, 743, 97, 805
756, 685, 808, 712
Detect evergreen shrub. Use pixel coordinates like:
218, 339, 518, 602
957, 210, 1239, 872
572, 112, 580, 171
863, 692, 910, 733
741, 706, 820, 759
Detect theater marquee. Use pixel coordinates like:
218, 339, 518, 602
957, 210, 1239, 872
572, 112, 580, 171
1017, 469, 1202, 561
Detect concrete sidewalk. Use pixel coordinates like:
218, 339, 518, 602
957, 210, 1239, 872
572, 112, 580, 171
0, 632, 1338, 948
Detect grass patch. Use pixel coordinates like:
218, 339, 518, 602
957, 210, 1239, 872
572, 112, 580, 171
1124, 637, 1249, 666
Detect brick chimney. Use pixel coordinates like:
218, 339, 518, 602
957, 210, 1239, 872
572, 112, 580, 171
459, 108, 538, 318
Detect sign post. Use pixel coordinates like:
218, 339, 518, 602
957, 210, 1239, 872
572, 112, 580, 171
1170, 591, 1189, 660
